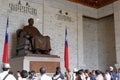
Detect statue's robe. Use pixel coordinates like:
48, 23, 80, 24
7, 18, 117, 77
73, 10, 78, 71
23, 26, 51, 52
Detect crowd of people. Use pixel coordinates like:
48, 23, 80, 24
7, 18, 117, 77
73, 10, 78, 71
64, 66, 120, 80
0, 63, 65, 80
65, 66, 120, 80
0, 63, 120, 80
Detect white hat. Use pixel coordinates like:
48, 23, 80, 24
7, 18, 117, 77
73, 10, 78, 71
3, 63, 11, 68
109, 66, 113, 71
73, 68, 78, 72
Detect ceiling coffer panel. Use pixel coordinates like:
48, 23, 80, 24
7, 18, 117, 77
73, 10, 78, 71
69, 0, 117, 8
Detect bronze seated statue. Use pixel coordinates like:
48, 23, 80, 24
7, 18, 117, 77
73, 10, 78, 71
16, 18, 51, 56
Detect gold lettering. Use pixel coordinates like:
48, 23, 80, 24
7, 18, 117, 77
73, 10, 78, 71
9, 3, 37, 16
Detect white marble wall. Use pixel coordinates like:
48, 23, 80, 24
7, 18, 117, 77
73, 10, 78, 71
83, 15, 115, 71
43, 5, 79, 71
97, 16, 116, 71
114, 0, 120, 69
83, 18, 99, 70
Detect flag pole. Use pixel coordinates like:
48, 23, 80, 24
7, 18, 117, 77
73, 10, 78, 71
2, 17, 9, 64
64, 27, 69, 71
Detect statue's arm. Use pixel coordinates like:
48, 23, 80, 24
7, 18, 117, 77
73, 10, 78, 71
23, 27, 33, 38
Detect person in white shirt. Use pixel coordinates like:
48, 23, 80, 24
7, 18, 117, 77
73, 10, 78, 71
39, 67, 52, 80
73, 68, 78, 80
104, 70, 111, 80
16, 71, 22, 80
95, 70, 104, 80
0, 63, 16, 80
65, 69, 74, 80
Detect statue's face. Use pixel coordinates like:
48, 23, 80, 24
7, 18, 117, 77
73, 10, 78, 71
28, 18, 34, 26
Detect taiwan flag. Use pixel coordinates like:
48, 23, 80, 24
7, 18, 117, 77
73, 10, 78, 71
64, 28, 69, 71
2, 17, 9, 64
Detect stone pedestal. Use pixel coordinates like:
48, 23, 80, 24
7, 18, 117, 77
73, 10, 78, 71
9, 54, 60, 74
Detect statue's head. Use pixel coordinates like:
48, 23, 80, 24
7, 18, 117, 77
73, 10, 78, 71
28, 18, 34, 26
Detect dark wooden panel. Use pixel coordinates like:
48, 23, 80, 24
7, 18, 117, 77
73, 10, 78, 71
30, 61, 60, 73
69, 0, 117, 8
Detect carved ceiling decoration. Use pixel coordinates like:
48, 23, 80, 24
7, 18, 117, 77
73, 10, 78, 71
69, 0, 117, 8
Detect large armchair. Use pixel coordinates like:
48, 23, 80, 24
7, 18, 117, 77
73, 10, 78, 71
16, 29, 32, 56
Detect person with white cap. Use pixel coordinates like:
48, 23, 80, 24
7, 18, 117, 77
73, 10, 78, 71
109, 66, 116, 80
0, 63, 16, 80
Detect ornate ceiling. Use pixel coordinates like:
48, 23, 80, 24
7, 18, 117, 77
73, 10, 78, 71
69, 0, 117, 8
